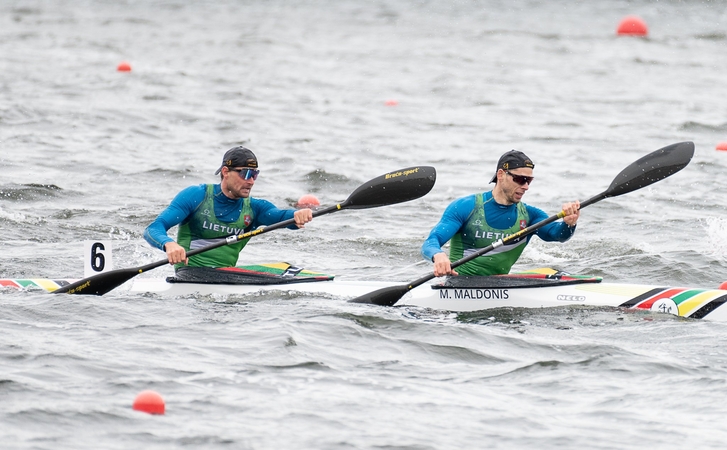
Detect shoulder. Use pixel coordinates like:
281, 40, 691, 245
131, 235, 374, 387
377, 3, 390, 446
522, 202, 548, 220
249, 197, 278, 210
521, 201, 538, 212
441, 194, 477, 221
173, 184, 207, 202
179, 183, 207, 194
450, 193, 477, 209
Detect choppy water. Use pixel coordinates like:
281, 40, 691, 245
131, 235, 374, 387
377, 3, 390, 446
2, 1, 727, 448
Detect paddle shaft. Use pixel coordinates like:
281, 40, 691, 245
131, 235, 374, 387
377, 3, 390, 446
130, 203, 344, 274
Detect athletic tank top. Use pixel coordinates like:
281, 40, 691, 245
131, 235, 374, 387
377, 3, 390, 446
175, 184, 254, 269
449, 193, 529, 275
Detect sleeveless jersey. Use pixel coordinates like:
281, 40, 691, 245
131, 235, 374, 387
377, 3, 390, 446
449, 193, 529, 276
175, 184, 253, 269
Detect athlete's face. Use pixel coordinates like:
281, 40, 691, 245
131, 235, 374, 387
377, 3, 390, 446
221, 166, 258, 199
497, 167, 533, 204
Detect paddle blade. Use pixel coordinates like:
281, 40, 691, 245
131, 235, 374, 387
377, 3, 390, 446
342, 166, 436, 209
348, 283, 412, 306
605, 141, 694, 198
53, 268, 141, 295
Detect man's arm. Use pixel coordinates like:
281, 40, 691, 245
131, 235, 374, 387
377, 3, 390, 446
143, 185, 206, 251
250, 198, 303, 229
421, 195, 475, 261
528, 203, 578, 242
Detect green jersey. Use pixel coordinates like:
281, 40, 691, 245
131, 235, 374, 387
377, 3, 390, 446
175, 184, 254, 269
449, 193, 529, 276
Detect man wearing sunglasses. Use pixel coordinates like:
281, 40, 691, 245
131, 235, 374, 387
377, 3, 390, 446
421, 150, 580, 277
144, 146, 313, 277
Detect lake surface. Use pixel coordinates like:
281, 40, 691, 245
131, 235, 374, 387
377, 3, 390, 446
2, 1, 727, 448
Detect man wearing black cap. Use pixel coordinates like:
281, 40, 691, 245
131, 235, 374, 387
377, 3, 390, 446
421, 150, 580, 277
144, 146, 313, 274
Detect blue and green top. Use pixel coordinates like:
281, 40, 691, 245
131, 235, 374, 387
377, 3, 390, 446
144, 184, 299, 268
421, 191, 576, 275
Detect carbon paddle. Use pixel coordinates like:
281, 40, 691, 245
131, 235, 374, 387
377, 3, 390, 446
55, 166, 437, 295
349, 141, 695, 307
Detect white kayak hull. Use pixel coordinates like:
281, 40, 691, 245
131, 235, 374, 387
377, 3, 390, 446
403, 281, 727, 321
3, 276, 727, 321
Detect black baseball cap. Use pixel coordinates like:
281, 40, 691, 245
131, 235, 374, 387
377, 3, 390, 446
215, 146, 258, 175
489, 150, 535, 183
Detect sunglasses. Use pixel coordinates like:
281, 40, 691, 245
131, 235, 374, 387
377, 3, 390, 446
505, 171, 534, 186
229, 167, 260, 181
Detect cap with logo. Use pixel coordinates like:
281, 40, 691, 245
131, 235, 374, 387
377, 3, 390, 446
489, 150, 535, 183
215, 146, 258, 175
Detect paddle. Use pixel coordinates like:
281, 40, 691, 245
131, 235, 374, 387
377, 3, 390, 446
349, 141, 695, 307
55, 166, 437, 295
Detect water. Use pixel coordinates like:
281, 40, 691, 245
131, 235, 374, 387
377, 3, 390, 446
2, 0, 727, 448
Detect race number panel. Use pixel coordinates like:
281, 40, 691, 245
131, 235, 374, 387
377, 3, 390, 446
84, 241, 113, 277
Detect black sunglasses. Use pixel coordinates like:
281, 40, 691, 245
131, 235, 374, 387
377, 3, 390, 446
229, 167, 260, 181
505, 171, 534, 186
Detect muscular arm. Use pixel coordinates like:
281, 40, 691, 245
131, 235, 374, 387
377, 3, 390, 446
421, 195, 475, 261
527, 204, 576, 242
250, 198, 298, 228
143, 185, 206, 251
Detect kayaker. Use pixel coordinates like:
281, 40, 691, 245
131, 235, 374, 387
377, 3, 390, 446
421, 150, 580, 277
143, 146, 313, 279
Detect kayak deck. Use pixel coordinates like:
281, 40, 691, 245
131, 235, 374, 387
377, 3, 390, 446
3, 267, 727, 321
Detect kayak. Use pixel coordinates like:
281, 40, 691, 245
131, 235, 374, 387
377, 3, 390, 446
3, 265, 727, 321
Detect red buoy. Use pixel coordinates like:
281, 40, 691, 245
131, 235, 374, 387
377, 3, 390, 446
384, 99, 399, 106
616, 16, 648, 36
295, 194, 321, 209
132, 390, 165, 415
716, 142, 727, 151
720, 281, 727, 290
117, 61, 132, 72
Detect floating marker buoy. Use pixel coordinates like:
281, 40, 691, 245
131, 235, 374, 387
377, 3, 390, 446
616, 16, 648, 36
716, 142, 727, 151
720, 281, 727, 290
296, 194, 321, 209
132, 390, 165, 415
117, 61, 132, 72
384, 99, 399, 106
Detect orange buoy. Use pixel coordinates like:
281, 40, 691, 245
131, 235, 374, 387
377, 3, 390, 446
295, 194, 321, 209
117, 61, 132, 72
720, 281, 727, 290
132, 390, 165, 415
616, 16, 648, 36
716, 142, 727, 151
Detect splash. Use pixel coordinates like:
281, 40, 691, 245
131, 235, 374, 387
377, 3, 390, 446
704, 217, 727, 258
0, 206, 37, 224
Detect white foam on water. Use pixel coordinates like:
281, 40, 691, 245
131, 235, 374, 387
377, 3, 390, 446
704, 216, 727, 259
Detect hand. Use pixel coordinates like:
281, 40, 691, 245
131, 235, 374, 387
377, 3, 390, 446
562, 200, 580, 227
433, 252, 458, 277
294, 208, 313, 228
164, 242, 188, 265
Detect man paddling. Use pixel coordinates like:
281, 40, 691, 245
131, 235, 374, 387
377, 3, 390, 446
144, 146, 313, 280
421, 150, 580, 277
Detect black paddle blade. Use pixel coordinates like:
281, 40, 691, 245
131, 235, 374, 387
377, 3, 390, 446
348, 284, 412, 306
53, 268, 140, 295
342, 166, 436, 209
605, 141, 694, 198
